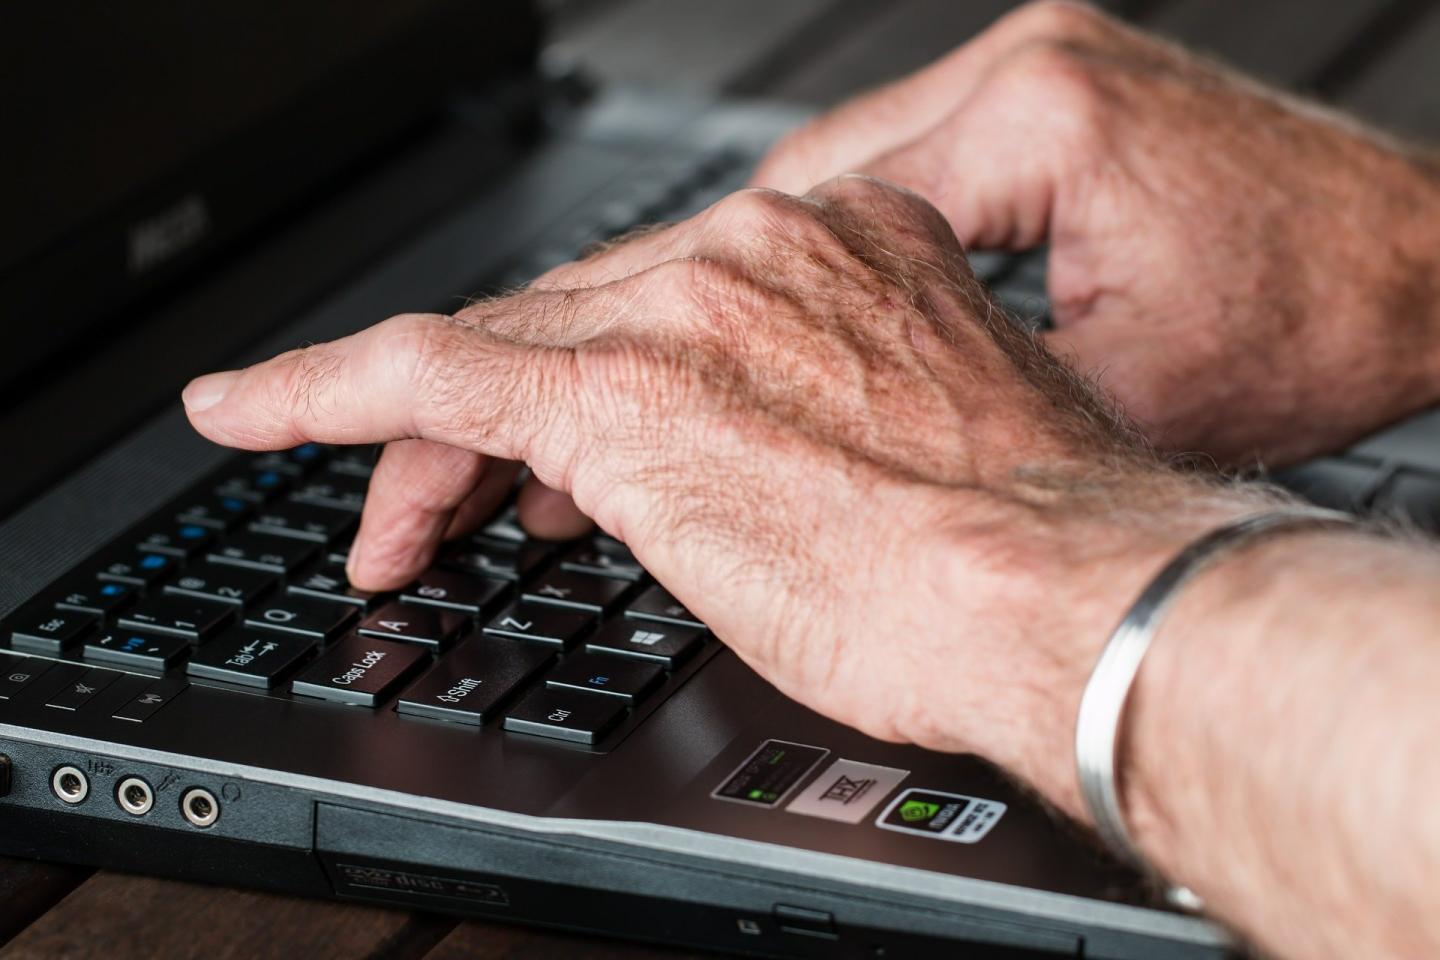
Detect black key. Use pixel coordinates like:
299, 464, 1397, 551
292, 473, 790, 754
482, 602, 594, 648
287, 560, 377, 609
216, 467, 288, 502
326, 445, 379, 478
8, 609, 98, 655
175, 492, 252, 530
503, 687, 626, 744
327, 538, 355, 564
118, 596, 233, 642
253, 443, 325, 476
45, 667, 121, 711
112, 679, 187, 723
585, 619, 705, 668
96, 549, 175, 587
290, 634, 427, 707
248, 501, 356, 543
85, 630, 191, 670
136, 522, 214, 557
625, 585, 705, 629
289, 473, 367, 513
244, 595, 357, 642
401, 569, 508, 616
546, 652, 663, 703
560, 543, 644, 581
0, 656, 54, 699
480, 505, 526, 543
207, 532, 316, 574
522, 569, 630, 614
358, 601, 465, 651
188, 630, 317, 688
396, 637, 553, 725
53, 580, 136, 616
444, 538, 549, 582
165, 562, 276, 606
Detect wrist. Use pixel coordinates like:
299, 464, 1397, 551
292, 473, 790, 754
912, 473, 1276, 821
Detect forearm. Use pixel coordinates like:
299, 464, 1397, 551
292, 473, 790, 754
1125, 529, 1440, 959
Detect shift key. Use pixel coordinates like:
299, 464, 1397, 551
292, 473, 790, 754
396, 637, 553, 726
290, 635, 426, 707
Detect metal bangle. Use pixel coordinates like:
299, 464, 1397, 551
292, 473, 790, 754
1074, 507, 1357, 881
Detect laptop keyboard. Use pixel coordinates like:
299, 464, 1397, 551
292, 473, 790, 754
1, 443, 719, 748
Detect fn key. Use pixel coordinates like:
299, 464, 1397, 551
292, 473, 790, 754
503, 687, 626, 745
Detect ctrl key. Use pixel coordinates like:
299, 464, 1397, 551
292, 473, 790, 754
503, 687, 626, 745
291, 635, 426, 707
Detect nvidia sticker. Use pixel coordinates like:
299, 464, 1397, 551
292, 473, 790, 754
876, 788, 1007, 843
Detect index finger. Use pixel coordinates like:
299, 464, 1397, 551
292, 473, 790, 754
182, 312, 574, 469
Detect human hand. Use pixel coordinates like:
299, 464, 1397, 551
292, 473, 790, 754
183, 176, 1262, 811
752, 0, 1440, 466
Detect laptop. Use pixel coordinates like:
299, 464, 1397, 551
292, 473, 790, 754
4, 3, 1437, 957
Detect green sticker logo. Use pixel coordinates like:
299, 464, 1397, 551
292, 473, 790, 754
899, 800, 940, 822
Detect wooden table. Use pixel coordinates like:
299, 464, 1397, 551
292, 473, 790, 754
4, 0, 1436, 955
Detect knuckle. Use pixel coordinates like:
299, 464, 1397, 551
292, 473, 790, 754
1000, 40, 1105, 134
1010, 0, 1103, 38
707, 186, 816, 238
649, 256, 763, 337
266, 344, 343, 434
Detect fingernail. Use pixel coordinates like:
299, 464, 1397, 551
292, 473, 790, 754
345, 540, 363, 583
182, 370, 240, 412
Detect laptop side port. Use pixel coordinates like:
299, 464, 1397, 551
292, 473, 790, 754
50, 765, 89, 804
180, 787, 220, 827
116, 776, 155, 816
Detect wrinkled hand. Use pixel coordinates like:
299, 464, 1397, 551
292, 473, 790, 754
753, 1, 1440, 466
184, 176, 1256, 809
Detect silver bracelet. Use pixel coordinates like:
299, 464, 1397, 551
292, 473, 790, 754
1074, 507, 1357, 884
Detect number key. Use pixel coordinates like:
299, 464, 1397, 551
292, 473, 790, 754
165, 563, 276, 606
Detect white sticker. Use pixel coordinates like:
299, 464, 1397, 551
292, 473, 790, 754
784, 759, 910, 824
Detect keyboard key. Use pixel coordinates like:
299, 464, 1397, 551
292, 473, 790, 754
358, 601, 465, 651
396, 637, 553, 725
85, 630, 191, 670
119, 596, 233, 642
253, 444, 325, 476
625, 585, 704, 629
96, 549, 175, 586
112, 679, 187, 723
45, 668, 121, 711
522, 569, 630, 614
244, 595, 357, 642
175, 493, 252, 530
327, 445, 379, 478
444, 538, 549, 581
248, 501, 356, 543
165, 563, 277, 606
287, 560, 377, 609
480, 505, 526, 543
136, 522, 214, 557
482, 602, 594, 648
188, 630, 317, 688
289, 473, 367, 512
401, 569, 508, 616
585, 619, 705, 668
290, 635, 427, 707
216, 467, 288, 502
560, 542, 643, 581
54, 580, 136, 616
1376, 469, 1440, 532
8, 609, 98, 655
546, 652, 662, 703
207, 533, 316, 574
0, 656, 54, 699
503, 687, 626, 744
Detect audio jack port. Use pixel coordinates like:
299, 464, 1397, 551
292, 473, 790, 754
116, 776, 154, 816
181, 787, 220, 828
51, 765, 90, 804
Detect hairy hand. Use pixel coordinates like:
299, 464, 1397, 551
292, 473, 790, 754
183, 176, 1259, 808
753, 0, 1440, 466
